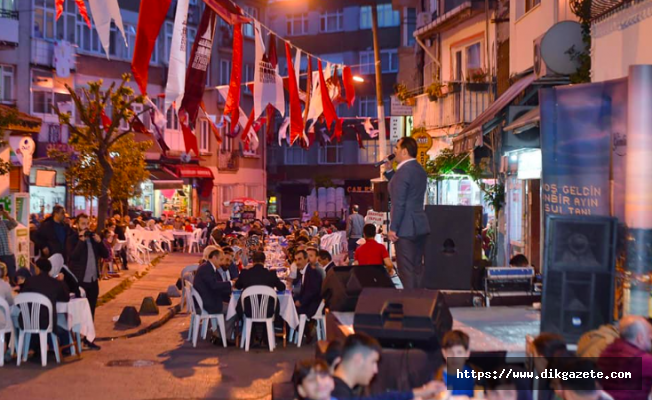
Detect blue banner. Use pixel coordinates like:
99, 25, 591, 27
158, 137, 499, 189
540, 79, 627, 220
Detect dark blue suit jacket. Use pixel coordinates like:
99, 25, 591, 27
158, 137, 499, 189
384, 160, 430, 238
215, 262, 240, 302
193, 261, 232, 314
296, 265, 323, 317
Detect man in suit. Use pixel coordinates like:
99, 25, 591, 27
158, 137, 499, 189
34, 205, 72, 259
294, 250, 323, 318
235, 251, 285, 316
317, 250, 335, 275
194, 247, 236, 343
221, 247, 240, 282
66, 213, 108, 350
383, 137, 430, 290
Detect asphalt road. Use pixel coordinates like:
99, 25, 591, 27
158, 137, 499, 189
0, 294, 313, 400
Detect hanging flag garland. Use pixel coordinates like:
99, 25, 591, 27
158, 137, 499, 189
253, 21, 285, 119
343, 66, 356, 108
224, 23, 244, 135
180, 7, 217, 126
131, 0, 172, 95
89, 0, 126, 58
285, 42, 304, 146
164, 0, 191, 113
74, 0, 91, 28
204, 0, 251, 25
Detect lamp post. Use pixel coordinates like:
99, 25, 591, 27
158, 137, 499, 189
371, 2, 388, 179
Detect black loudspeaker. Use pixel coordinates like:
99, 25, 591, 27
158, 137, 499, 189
373, 181, 389, 212
346, 265, 394, 295
424, 205, 483, 290
353, 288, 453, 350
541, 215, 617, 343
322, 266, 395, 312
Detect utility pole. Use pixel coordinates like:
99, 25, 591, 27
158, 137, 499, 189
371, 2, 388, 179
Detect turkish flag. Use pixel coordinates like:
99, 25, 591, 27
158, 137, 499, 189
131, 0, 172, 95
285, 43, 304, 146
179, 110, 200, 157
343, 66, 355, 108
318, 59, 337, 128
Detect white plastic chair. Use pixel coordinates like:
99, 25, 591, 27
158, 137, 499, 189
0, 297, 15, 367
187, 229, 203, 254
14, 293, 61, 367
180, 264, 199, 313
189, 288, 227, 348
294, 300, 327, 348
240, 286, 278, 352
200, 228, 208, 247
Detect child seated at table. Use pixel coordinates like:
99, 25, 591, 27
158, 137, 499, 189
435, 330, 483, 397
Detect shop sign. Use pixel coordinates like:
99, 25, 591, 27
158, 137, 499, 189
390, 96, 413, 116
390, 117, 404, 146
411, 130, 433, 167
345, 180, 372, 194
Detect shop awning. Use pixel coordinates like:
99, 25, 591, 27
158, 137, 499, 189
149, 168, 183, 190
0, 104, 42, 133
503, 106, 540, 133
453, 73, 537, 154
173, 165, 215, 179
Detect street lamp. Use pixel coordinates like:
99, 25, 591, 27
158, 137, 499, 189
353, 75, 365, 83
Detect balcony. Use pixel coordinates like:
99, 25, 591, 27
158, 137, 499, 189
0, 9, 18, 48
31, 38, 54, 67
218, 150, 240, 172
412, 82, 493, 131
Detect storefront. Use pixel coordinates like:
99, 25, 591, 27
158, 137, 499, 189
427, 176, 496, 224
29, 167, 67, 216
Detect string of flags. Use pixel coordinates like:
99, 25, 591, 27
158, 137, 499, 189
57, 0, 382, 158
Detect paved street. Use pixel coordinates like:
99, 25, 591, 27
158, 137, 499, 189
0, 253, 313, 400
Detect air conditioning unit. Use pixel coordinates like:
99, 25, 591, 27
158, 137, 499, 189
417, 12, 431, 27
533, 21, 584, 80
503, 106, 539, 150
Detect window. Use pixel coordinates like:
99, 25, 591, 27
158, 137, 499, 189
466, 43, 481, 72
452, 40, 483, 80
220, 59, 231, 85
359, 49, 397, 74
33, 0, 75, 42
0, 65, 14, 104
199, 119, 210, 153
220, 185, 234, 216
319, 141, 343, 164
221, 123, 233, 152
166, 107, 179, 130
359, 96, 377, 117
405, 8, 416, 47
243, 64, 254, 94
287, 13, 309, 36
164, 21, 174, 65
359, 140, 393, 164
526, 0, 541, 13
360, 4, 400, 29
31, 70, 71, 115
320, 9, 343, 33
243, 6, 258, 38
187, 27, 197, 64
285, 145, 307, 165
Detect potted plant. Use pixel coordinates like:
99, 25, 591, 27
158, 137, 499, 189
426, 81, 444, 102
447, 81, 462, 94
467, 68, 490, 91
394, 83, 415, 106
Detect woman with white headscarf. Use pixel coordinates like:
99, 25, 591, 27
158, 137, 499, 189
49, 253, 82, 298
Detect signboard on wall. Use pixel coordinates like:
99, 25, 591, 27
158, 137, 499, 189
390, 96, 413, 116
390, 117, 404, 146
411, 130, 433, 167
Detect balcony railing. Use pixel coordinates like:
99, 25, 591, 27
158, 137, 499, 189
412, 82, 494, 130
31, 38, 54, 67
0, 9, 19, 46
218, 150, 240, 171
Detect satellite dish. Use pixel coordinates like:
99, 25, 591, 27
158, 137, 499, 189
540, 21, 584, 75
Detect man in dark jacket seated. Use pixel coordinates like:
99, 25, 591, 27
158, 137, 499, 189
294, 249, 324, 344
194, 247, 235, 344
220, 247, 240, 282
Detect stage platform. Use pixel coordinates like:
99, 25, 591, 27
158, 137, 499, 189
328, 306, 540, 357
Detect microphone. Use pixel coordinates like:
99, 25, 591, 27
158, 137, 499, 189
373, 154, 395, 168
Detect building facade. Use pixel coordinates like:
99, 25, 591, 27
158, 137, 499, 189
264, 0, 401, 218
0, 0, 267, 219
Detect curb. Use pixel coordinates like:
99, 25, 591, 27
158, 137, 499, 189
95, 303, 181, 342
96, 254, 167, 308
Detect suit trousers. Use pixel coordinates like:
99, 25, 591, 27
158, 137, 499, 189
395, 234, 428, 290
81, 280, 100, 319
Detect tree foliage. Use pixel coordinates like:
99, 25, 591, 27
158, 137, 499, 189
50, 74, 151, 230
568, 0, 592, 83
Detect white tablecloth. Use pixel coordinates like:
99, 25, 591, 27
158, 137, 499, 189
226, 290, 299, 330
9, 298, 95, 342
172, 231, 193, 238
57, 298, 96, 342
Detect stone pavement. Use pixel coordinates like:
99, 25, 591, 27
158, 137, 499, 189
0, 251, 315, 399
94, 252, 199, 339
